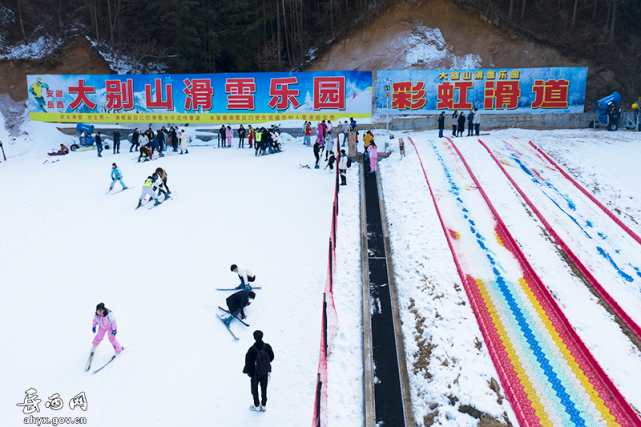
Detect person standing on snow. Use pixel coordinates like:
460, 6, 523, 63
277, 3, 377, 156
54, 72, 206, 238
467, 110, 474, 136
303, 121, 312, 147
95, 132, 103, 157
451, 111, 458, 137
341, 121, 349, 147
136, 173, 162, 208
238, 125, 246, 148
457, 112, 466, 137
338, 149, 348, 185
313, 139, 321, 169
90, 303, 122, 357
368, 141, 378, 174
112, 129, 121, 154
316, 122, 324, 155
254, 129, 262, 156
180, 129, 189, 154
225, 126, 232, 148
473, 108, 481, 136
231, 264, 257, 289
130, 128, 140, 152
223, 289, 256, 325
325, 130, 334, 161
438, 112, 445, 138
248, 125, 255, 148
243, 330, 274, 412
109, 163, 128, 191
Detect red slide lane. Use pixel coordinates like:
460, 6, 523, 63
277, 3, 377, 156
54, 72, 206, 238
528, 140, 641, 246
478, 139, 641, 345
406, 137, 532, 427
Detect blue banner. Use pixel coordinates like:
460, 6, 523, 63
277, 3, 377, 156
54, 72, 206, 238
27, 71, 373, 123
376, 67, 587, 115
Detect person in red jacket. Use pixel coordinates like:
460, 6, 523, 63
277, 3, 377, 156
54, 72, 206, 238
303, 121, 311, 146
248, 125, 255, 148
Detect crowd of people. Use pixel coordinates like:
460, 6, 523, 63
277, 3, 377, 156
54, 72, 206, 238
437, 108, 482, 138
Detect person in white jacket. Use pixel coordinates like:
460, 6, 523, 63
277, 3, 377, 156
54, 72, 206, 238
472, 108, 481, 136
231, 264, 256, 289
180, 129, 189, 155
338, 149, 348, 185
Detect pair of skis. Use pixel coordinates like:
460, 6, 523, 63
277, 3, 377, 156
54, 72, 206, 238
85, 347, 125, 373
106, 186, 135, 195
217, 307, 250, 340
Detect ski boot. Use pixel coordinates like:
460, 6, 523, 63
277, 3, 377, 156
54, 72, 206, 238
185, 150, 188, 154
224, 316, 233, 326
180, 150, 183, 155
154, 199, 162, 206
315, 164, 320, 169
136, 200, 142, 208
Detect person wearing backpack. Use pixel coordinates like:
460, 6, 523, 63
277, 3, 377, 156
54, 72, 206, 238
243, 330, 275, 412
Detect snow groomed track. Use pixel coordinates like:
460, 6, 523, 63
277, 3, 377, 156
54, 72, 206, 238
408, 136, 641, 427
479, 137, 641, 341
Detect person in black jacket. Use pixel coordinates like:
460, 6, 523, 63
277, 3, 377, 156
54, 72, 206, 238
170, 127, 178, 152
238, 125, 246, 148
112, 129, 121, 154
451, 111, 459, 137
467, 110, 475, 136
243, 330, 274, 412
457, 112, 466, 137
223, 289, 256, 325
437, 111, 445, 138
313, 140, 321, 169
130, 128, 139, 152
218, 125, 226, 148
95, 132, 103, 157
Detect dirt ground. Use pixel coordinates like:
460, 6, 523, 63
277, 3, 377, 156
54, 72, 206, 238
0, 37, 111, 102
306, 0, 584, 72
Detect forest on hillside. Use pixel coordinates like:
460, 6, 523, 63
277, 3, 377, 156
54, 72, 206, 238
0, 0, 391, 73
0, 0, 639, 99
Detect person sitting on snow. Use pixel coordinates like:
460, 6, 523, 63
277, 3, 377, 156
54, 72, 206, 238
55, 144, 70, 155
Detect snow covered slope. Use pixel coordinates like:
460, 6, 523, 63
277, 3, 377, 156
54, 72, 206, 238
0, 130, 337, 426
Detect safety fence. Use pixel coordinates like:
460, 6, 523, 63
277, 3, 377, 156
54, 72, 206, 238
311, 165, 341, 427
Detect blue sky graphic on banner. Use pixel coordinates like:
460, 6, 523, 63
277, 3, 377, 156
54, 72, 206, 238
26, 71, 372, 123
376, 67, 587, 115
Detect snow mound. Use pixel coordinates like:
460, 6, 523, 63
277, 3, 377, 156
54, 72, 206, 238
0, 36, 63, 61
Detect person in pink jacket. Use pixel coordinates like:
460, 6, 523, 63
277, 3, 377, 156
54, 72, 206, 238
91, 302, 122, 356
226, 126, 233, 148
368, 141, 378, 174
316, 122, 325, 153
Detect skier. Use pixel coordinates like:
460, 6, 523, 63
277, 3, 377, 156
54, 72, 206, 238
136, 173, 162, 208
109, 163, 128, 191
29, 78, 49, 112
130, 128, 140, 152
313, 139, 321, 169
438, 112, 445, 138
368, 141, 378, 174
254, 129, 262, 156
338, 149, 348, 185
222, 289, 256, 325
150, 132, 160, 157
226, 126, 233, 148
231, 264, 256, 289
180, 129, 189, 154
238, 125, 246, 148
243, 330, 274, 412
112, 129, 121, 154
95, 132, 103, 157
90, 303, 122, 357
138, 132, 150, 161
155, 167, 171, 197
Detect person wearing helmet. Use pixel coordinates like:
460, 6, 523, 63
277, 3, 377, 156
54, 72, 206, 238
136, 173, 162, 208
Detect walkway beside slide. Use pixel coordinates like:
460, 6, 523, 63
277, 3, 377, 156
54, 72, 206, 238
409, 136, 641, 427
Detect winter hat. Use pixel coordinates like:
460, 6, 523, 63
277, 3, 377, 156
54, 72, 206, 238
253, 330, 263, 341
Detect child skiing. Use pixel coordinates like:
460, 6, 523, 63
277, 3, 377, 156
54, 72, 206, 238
109, 163, 128, 192
136, 173, 162, 208
90, 303, 122, 357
